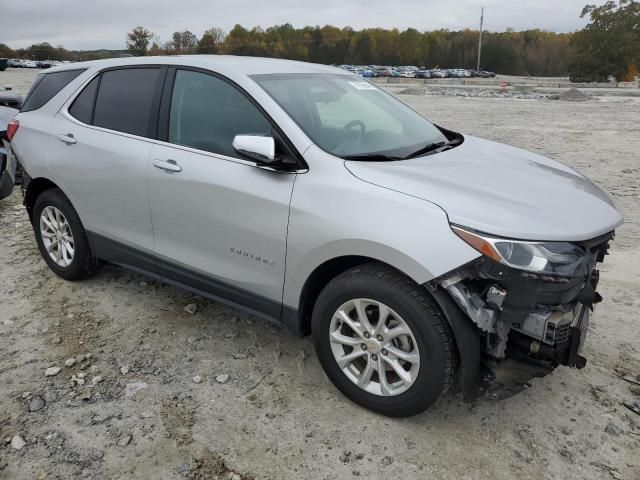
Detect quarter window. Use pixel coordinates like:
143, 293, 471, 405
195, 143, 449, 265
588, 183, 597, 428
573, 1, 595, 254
68, 77, 99, 124
21, 69, 85, 112
168, 70, 271, 158
93, 68, 160, 137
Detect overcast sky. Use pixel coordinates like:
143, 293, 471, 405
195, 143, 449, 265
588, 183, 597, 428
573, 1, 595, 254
1, 0, 592, 50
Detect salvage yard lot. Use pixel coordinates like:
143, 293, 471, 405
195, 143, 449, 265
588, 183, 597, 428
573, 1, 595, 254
1, 68, 639, 479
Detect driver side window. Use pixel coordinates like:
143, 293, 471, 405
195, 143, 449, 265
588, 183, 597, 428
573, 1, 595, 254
168, 70, 271, 158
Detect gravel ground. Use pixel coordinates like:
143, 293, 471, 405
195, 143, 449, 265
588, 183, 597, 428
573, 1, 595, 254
1, 68, 639, 480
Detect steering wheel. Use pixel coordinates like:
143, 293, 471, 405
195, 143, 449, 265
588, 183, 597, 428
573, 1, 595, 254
339, 120, 366, 144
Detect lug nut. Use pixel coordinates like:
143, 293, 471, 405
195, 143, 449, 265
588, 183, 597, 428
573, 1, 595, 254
382, 349, 388, 356
372, 354, 378, 361
361, 344, 367, 351
364, 332, 371, 339
376, 335, 383, 341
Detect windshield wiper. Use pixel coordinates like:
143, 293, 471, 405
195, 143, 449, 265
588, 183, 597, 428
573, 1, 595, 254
341, 153, 403, 162
404, 138, 462, 159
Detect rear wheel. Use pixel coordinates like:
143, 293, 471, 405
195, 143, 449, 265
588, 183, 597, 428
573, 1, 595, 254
311, 264, 456, 417
33, 188, 97, 280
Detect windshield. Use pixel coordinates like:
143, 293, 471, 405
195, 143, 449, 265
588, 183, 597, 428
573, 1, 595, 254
252, 73, 448, 159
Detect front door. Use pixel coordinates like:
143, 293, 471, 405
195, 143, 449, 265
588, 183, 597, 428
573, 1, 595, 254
148, 68, 296, 322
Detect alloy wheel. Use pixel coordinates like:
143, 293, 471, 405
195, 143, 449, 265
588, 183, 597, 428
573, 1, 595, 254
329, 298, 420, 396
39, 206, 75, 267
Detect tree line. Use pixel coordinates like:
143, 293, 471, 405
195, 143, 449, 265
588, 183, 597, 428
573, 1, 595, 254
1, 1, 637, 81
125, 24, 575, 77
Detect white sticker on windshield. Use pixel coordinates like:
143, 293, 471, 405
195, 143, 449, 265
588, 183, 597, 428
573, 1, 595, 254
348, 81, 378, 91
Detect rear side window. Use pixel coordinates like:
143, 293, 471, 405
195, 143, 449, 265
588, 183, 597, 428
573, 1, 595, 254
21, 69, 85, 112
93, 68, 160, 137
68, 77, 99, 124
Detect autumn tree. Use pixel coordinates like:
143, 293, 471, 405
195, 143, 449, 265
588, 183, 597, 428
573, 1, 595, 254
126, 26, 153, 56
569, 0, 640, 82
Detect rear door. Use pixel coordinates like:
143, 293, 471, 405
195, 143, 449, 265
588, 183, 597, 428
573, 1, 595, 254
148, 68, 297, 321
49, 66, 165, 260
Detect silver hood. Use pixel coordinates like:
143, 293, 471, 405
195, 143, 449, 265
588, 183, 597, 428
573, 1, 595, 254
345, 135, 623, 241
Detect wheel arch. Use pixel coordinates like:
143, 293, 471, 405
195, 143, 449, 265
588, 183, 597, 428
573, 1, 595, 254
24, 176, 61, 221
289, 255, 482, 401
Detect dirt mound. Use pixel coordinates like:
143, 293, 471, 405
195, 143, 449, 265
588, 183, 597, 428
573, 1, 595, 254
549, 88, 592, 101
397, 87, 426, 95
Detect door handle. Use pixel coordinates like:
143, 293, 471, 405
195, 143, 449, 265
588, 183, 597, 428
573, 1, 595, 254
153, 159, 182, 173
57, 133, 77, 144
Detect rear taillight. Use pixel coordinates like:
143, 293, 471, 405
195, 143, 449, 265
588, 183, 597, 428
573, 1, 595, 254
7, 119, 19, 141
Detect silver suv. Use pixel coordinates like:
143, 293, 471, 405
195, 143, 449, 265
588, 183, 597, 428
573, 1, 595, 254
7, 57, 622, 416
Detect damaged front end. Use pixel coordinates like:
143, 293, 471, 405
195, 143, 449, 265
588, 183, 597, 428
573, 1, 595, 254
429, 227, 613, 399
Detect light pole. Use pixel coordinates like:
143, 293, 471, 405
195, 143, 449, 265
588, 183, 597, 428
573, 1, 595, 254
477, 7, 484, 71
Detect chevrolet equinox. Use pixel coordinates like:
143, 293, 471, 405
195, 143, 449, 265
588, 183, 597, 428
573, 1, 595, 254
6, 56, 623, 416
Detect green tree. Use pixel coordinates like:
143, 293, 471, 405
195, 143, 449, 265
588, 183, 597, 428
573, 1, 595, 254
569, 0, 640, 82
126, 26, 153, 56
170, 30, 198, 53
0, 43, 15, 58
198, 28, 226, 54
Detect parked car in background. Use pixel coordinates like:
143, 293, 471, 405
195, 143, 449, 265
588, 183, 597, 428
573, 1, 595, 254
0, 59, 7, 72
0, 84, 23, 109
24, 60, 38, 68
0, 106, 19, 200
415, 69, 431, 78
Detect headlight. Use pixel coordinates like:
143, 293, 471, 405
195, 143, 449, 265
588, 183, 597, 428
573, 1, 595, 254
452, 225, 586, 276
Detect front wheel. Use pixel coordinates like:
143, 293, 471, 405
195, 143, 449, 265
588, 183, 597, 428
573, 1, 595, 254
311, 264, 456, 417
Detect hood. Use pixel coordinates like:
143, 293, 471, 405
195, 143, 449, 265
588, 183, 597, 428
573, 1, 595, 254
345, 135, 623, 241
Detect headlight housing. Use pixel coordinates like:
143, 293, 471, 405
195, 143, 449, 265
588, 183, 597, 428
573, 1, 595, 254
452, 225, 586, 276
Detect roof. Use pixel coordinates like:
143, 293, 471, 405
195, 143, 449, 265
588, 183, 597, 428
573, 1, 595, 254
46, 55, 343, 76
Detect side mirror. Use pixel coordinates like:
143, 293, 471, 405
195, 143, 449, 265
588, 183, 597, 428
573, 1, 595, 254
232, 135, 275, 163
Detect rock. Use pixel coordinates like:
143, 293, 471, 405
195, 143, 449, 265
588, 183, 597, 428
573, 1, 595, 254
45, 366, 61, 377
381, 456, 394, 466
77, 372, 86, 379
233, 353, 248, 359
183, 303, 199, 314
85, 353, 92, 359
11, 435, 26, 450
64, 358, 76, 367
125, 382, 148, 397
193, 375, 203, 384
140, 411, 154, 419
52, 336, 62, 345
215, 374, 229, 384
120, 366, 129, 375
91, 375, 103, 384
29, 395, 46, 412
139, 281, 148, 287
22, 392, 32, 399
605, 421, 623, 436
118, 434, 132, 447
340, 450, 352, 463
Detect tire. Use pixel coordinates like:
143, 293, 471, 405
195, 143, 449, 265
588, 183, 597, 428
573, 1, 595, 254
32, 188, 97, 280
311, 263, 456, 417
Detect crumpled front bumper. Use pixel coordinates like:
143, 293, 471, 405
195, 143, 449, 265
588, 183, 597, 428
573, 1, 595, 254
433, 232, 612, 372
